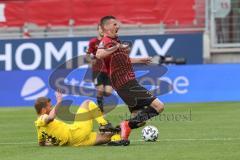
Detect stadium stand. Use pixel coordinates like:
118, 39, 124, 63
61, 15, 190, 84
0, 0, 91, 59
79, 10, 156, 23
0, 0, 239, 63
0, 0, 203, 38
0, 0, 196, 26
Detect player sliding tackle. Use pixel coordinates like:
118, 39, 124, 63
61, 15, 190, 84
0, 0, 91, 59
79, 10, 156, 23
34, 90, 121, 146
96, 16, 164, 146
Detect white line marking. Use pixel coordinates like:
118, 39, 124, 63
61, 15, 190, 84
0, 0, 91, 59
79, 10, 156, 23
1, 138, 240, 145
0, 142, 36, 145
133, 138, 240, 142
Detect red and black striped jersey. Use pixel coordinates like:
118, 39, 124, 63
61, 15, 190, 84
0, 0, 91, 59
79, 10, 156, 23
87, 37, 107, 73
99, 36, 135, 90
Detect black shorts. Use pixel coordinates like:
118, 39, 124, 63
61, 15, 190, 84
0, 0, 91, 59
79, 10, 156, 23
92, 71, 111, 86
116, 80, 156, 113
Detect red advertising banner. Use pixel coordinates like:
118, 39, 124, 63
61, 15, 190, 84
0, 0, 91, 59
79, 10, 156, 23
0, 0, 195, 27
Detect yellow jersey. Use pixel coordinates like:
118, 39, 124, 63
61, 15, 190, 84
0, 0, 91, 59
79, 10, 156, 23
34, 114, 71, 146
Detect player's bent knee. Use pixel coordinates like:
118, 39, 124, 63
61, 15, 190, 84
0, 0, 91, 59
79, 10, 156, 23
151, 99, 164, 113
157, 102, 164, 113
158, 103, 164, 112
79, 100, 91, 110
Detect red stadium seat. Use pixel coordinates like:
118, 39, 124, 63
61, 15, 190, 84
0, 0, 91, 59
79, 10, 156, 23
0, 0, 196, 27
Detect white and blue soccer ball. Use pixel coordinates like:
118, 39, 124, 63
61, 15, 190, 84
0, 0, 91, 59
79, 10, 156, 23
142, 125, 159, 142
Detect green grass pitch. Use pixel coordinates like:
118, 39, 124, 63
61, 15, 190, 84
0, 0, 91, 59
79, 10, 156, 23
0, 102, 240, 160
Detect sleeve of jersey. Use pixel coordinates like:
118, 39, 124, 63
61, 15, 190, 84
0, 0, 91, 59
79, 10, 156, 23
35, 114, 48, 127
98, 37, 113, 49
88, 40, 95, 54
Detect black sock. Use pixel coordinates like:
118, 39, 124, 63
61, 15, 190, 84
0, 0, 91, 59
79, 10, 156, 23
128, 107, 159, 129
97, 96, 104, 112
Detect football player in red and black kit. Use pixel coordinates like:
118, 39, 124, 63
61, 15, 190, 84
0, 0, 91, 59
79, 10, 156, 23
96, 16, 165, 146
87, 25, 113, 113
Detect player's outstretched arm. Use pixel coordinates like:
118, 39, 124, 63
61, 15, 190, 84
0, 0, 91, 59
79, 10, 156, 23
45, 90, 62, 124
130, 57, 152, 64
96, 43, 120, 59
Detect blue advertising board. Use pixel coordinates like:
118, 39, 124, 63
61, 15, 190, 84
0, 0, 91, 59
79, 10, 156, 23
0, 33, 203, 71
0, 64, 240, 107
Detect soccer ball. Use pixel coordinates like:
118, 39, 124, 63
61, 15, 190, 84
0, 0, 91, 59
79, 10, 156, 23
142, 125, 159, 142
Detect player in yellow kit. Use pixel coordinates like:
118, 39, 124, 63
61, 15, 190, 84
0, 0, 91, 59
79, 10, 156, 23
34, 90, 121, 146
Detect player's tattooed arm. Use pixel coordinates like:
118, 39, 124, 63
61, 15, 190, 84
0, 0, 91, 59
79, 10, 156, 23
130, 57, 152, 64
44, 90, 62, 124
96, 43, 120, 59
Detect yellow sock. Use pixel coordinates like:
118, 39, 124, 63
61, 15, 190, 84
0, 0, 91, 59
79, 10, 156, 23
111, 134, 121, 142
89, 101, 108, 125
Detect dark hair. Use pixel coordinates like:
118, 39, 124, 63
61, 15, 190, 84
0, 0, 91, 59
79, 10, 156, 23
100, 15, 116, 28
34, 97, 51, 114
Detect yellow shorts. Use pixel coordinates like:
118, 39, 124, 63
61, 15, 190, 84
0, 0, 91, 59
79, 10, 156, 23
68, 107, 97, 146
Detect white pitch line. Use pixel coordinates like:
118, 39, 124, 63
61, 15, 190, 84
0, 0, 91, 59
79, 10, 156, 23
133, 138, 240, 142
1, 138, 240, 145
0, 142, 36, 145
